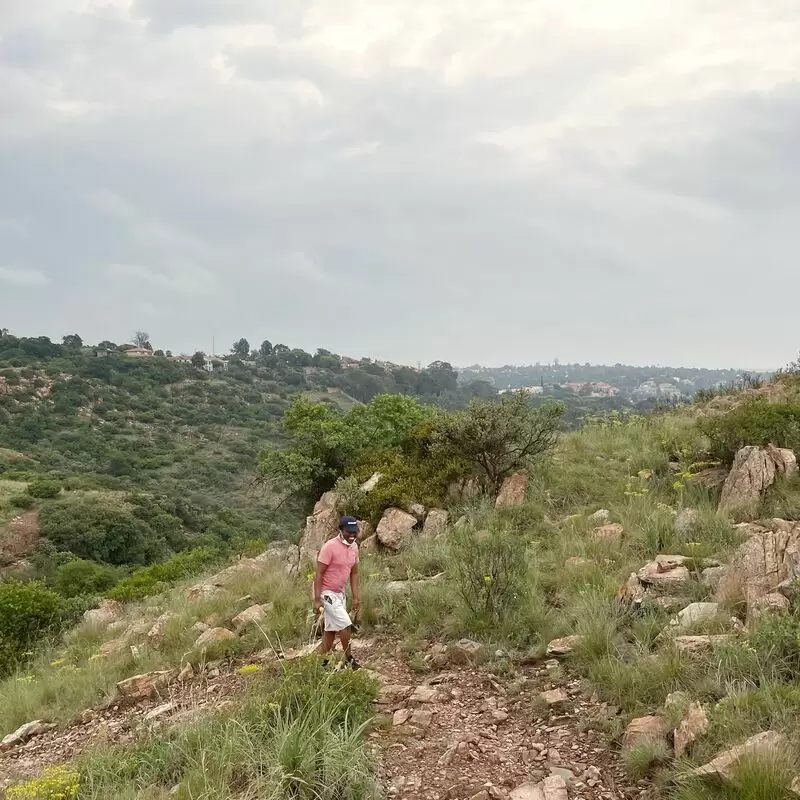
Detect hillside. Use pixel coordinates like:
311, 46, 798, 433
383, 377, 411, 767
4, 372, 800, 797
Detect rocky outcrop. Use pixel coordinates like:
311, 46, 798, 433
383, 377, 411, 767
422, 509, 449, 538
674, 634, 736, 654
592, 523, 624, 546
116, 670, 176, 702
675, 508, 698, 535
83, 599, 124, 627
146, 612, 178, 649
546, 635, 584, 657
496, 470, 528, 507
359, 472, 382, 493
719, 446, 797, 512
450, 639, 486, 664
298, 491, 340, 566
667, 602, 720, 633
638, 559, 691, 589
674, 702, 709, 757
194, 627, 236, 648
510, 775, 568, 800
231, 603, 273, 631
691, 731, 787, 781
376, 508, 418, 550
716, 519, 800, 620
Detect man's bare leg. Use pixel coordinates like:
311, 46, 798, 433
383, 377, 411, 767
318, 630, 336, 654
338, 626, 352, 657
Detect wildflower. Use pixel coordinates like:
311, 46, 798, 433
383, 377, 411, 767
483, 575, 493, 584
6, 765, 80, 800
49, 658, 66, 668
16, 674, 35, 683
238, 663, 262, 676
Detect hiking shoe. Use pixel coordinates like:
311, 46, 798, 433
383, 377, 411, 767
344, 655, 361, 671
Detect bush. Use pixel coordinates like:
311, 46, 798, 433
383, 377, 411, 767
9, 494, 35, 510
5, 766, 80, 800
53, 559, 123, 598
0, 580, 67, 675
25, 479, 61, 499
701, 400, 800, 463
449, 526, 528, 629
107, 547, 219, 602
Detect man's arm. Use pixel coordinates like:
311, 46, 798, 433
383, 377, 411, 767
313, 560, 326, 611
350, 562, 360, 614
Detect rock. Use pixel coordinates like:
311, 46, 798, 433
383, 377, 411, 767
359, 534, 378, 554
0, 720, 56, 751
178, 662, 194, 682
359, 472, 382, 493
144, 702, 176, 722
588, 509, 611, 525
356, 521, 374, 544
232, 603, 272, 631
98, 636, 129, 658
674, 702, 709, 757
510, 775, 568, 800
422, 508, 449, 538
720, 446, 797, 512
376, 508, 418, 550
147, 612, 178, 648
409, 685, 441, 705
622, 715, 669, 748
565, 556, 594, 569
650, 595, 684, 612
638, 560, 691, 589
392, 708, 411, 726
539, 688, 568, 708
83, 599, 124, 627
668, 602, 720, 633
716, 520, 800, 621
691, 731, 787, 781
116, 670, 175, 701
408, 503, 426, 521
496, 470, 529, 507
546, 636, 584, 657
299, 491, 340, 566
186, 583, 219, 601
192, 621, 210, 634
194, 627, 236, 648
454, 515, 468, 528
491, 709, 509, 723
385, 573, 445, 596
592, 523, 624, 546
619, 572, 646, 607
702, 566, 727, 588
675, 508, 699, 534
750, 592, 791, 617
450, 638, 486, 664
254, 541, 301, 576
409, 709, 433, 729
674, 634, 736, 654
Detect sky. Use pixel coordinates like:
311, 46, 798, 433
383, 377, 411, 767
1, 0, 798, 369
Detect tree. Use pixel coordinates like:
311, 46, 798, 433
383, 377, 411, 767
191, 351, 206, 368
98, 340, 117, 351
259, 340, 273, 357
432, 392, 564, 493
62, 334, 83, 349
133, 331, 152, 350
232, 338, 250, 359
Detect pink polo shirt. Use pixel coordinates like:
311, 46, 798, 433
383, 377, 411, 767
318, 537, 359, 594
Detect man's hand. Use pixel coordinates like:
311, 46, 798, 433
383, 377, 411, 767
351, 599, 360, 617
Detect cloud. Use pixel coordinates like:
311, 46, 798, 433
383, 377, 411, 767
0, 266, 50, 287
1, 0, 799, 367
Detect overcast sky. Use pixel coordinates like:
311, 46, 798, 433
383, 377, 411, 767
1, 0, 798, 369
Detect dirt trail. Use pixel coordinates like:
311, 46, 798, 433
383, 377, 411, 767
1, 639, 649, 799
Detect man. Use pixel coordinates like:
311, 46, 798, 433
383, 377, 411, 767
313, 515, 361, 668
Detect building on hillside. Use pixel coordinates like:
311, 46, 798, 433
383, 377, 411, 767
170, 354, 192, 364
204, 355, 229, 373
124, 347, 154, 358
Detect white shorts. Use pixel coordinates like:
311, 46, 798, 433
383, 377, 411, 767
321, 590, 352, 632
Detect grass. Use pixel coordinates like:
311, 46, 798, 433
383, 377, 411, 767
623, 739, 673, 780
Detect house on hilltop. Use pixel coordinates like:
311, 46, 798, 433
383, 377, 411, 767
124, 347, 154, 358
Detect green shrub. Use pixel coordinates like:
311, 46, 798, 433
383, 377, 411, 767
0, 580, 67, 675
107, 547, 219, 602
701, 401, 800, 463
9, 494, 35, 510
25, 479, 62, 499
53, 559, 124, 598
449, 526, 528, 629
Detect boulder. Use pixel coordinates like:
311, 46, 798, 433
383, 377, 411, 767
638, 560, 691, 589
116, 670, 175, 701
450, 638, 486, 664
691, 731, 788, 781
144, 702, 176, 723
750, 592, 791, 617
619, 572, 646, 607
232, 603, 272, 631
356, 521, 374, 544
254, 541, 300, 576
546, 636, 584, 657
719, 446, 797, 512
408, 503, 426, 521
675, 508, 699, 535
701, 566, 727, 588
146, 612, 179, 649
359, 534, 379, 555
668, 602, 720, 633
622, 715, 669, 748
299, 491, 340, 567
83, 599, 124, 627
194, 627, 236, 648
496, 470, 528, 507
376, 508, 418, 550
592, 523, 624, 546
359, 472, 382, 493
409, 685, 441, 705
186, 583, 219, 602
510, 775, 568, 800
422, 509, 449, 538
716, 520, 800, 620
539, 688, 568, 708
588, 509, 611, 525
674, 702, 709, 757
0, 720, 56, 752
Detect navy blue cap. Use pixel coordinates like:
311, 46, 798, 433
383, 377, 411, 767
339, 516, 359, 534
